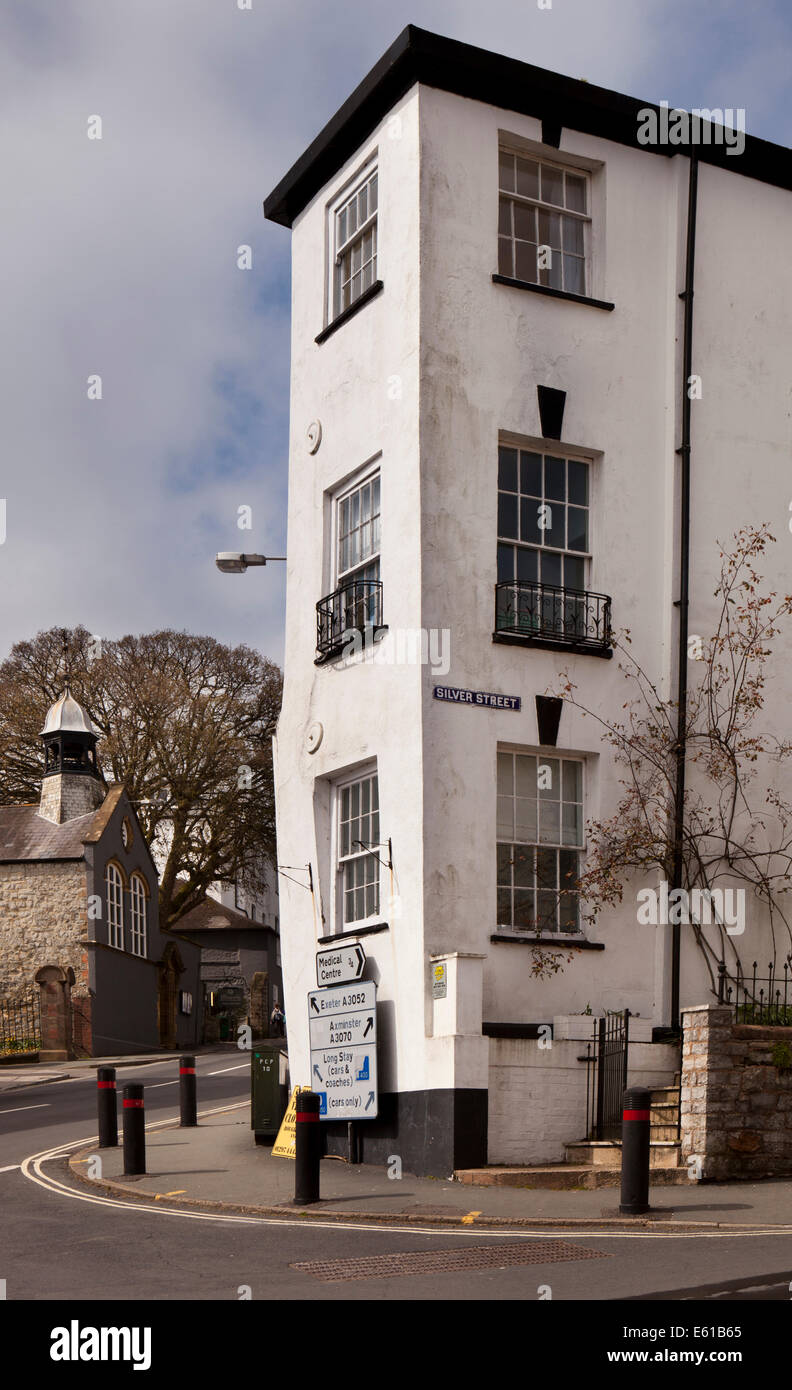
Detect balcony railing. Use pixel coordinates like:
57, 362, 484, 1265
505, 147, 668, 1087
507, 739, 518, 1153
495, 579, 612, 652
316, 579, 384, 662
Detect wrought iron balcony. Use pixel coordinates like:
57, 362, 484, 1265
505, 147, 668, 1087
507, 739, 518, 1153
316, 579, 384, 663
494, 579, 612, 654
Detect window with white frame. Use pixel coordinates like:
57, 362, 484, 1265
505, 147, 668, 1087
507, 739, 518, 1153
333, 167, 378, 318
497, 444, 591, 639
130, 873, 148, 957
336, 771, 380, 928
105, 862, 124, 949
496, 751, 584, 934
498, 149, 589, 295
337, 473, 381, 585
335, 471, 381, 629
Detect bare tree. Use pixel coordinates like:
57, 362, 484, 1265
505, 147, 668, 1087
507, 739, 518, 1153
0, 626, 282, 929
551, 525, 792, 997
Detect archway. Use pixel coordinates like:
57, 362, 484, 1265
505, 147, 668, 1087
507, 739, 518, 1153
157, 942, 184, 1049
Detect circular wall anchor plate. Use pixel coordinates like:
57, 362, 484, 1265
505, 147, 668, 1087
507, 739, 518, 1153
306, 721, 323, 753
307, 420, 322, 454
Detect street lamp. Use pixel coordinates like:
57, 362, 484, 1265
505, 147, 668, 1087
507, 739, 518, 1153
215, 553, 286, 574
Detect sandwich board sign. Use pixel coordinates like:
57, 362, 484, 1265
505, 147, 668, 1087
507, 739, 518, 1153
271, 1086, 311, 1159
308, 981, 377, 1120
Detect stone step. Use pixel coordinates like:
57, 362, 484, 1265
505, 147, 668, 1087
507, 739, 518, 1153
455, 1164, 690, 1190
650, 1124, 679, 1142
564, 1140, 682, 1169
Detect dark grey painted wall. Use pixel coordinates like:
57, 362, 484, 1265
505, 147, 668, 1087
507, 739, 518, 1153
83, 788, 202, 1054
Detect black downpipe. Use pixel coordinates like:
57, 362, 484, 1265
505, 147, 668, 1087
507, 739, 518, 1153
670, 150, 699, 1031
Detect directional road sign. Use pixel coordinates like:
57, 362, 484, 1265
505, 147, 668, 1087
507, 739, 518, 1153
315, 942, 366, 989
308, 981, 377, 1120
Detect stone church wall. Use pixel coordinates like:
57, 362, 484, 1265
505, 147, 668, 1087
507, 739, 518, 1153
0, 861, 89, 998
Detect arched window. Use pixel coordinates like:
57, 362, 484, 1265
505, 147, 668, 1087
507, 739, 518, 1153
105, 863, 124, 949
130, 874, 148, 957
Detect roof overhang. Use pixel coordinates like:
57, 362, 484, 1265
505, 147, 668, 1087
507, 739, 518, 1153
263, 24, 792, 229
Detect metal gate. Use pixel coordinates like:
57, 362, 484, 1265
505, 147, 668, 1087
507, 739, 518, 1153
584, 1009, 630, 1141
0, 992, 41, 1054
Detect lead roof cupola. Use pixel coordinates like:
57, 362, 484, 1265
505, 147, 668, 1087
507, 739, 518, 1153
40, 686, 101, 779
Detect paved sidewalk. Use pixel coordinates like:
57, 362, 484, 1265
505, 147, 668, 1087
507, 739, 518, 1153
68, 1105, 792, 1231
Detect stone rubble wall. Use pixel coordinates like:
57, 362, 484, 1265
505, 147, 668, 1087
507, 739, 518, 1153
681, 1003, 792, 1179
0, 860, 89, 999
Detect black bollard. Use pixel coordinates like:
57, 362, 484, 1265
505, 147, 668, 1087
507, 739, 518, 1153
179, 1055, 197, 1128
97, 1066, 118, 1148
122, 1083, 146, 1175
619, 1085, 651, 1215
294, 1091, 321, 1205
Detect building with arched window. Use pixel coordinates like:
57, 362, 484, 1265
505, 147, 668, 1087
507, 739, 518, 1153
0, 687, 202, 1056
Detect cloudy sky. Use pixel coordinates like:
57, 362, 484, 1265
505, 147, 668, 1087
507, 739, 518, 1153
2, 0, 790, 669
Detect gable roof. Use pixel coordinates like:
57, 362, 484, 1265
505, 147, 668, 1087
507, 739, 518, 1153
264, 24, 792, 228
0, 785, 126, 863
0, 804, 96, 862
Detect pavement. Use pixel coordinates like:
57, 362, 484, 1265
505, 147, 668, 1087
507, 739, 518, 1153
67, 1103, 792, 1233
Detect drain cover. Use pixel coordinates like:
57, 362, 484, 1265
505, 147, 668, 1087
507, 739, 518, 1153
291, 1240, 609, 1282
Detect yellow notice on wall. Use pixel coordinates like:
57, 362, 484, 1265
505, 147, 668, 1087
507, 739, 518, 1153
271, 1086, 311, 1159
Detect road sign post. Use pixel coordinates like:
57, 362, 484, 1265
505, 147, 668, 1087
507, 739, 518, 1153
308, 981, 378, 1121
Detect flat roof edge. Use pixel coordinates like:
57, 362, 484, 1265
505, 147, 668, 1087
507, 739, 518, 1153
263, 24, 792, 228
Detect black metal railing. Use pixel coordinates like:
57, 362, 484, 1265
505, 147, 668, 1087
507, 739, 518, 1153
495, 579, 612, 650
583, 1010, 630, 1140
717, 959, 792, 1025
0, 992, 41, 1053
316, 579, 383, 661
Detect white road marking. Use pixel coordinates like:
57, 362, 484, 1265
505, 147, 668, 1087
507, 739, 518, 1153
147, 1081, 179, 1089
18, 1119, 792, 1241
0, 1163, 20, 1172
0, 1103, 50, 1115
207, 1064, 249, 1075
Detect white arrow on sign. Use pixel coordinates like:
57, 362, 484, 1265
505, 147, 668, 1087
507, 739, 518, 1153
315, 942, 366, 987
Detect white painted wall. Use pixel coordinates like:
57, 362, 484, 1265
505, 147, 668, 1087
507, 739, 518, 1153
488, 1036, 679, 1165
274, 71, 792, 1160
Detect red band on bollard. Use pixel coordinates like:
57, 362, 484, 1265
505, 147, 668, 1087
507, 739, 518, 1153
623, 1109, 650, 1121
97, 1081, 116, 1089
123, 1099, 145, 1109
179, 1067, 196, 1075
295, 1114, 319, 1123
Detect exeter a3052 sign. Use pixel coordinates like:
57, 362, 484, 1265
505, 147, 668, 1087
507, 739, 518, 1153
433, 685, 521, 710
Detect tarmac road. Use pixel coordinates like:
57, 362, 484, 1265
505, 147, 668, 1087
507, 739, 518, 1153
2, 1053, 792, 1312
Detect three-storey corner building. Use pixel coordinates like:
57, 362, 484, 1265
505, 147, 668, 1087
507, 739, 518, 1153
265, 27, 792, 1174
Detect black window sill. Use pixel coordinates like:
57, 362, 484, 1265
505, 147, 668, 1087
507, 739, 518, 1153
492, 273, 615, 312
317, 922, 389, 944
315, 625, 389, 666
490, 933, 605, 950
492, 631, 613, 659
315, 280, 384, 344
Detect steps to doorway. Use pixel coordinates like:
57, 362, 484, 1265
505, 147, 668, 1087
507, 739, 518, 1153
455, 1081, 686, 1189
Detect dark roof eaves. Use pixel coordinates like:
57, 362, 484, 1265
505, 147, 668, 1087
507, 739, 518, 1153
263, 24, 792, 228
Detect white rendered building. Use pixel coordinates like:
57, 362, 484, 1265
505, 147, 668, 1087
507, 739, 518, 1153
265, 27, 792, 1173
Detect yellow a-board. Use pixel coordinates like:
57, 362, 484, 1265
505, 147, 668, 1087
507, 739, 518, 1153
271, 1086, 312, 1158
